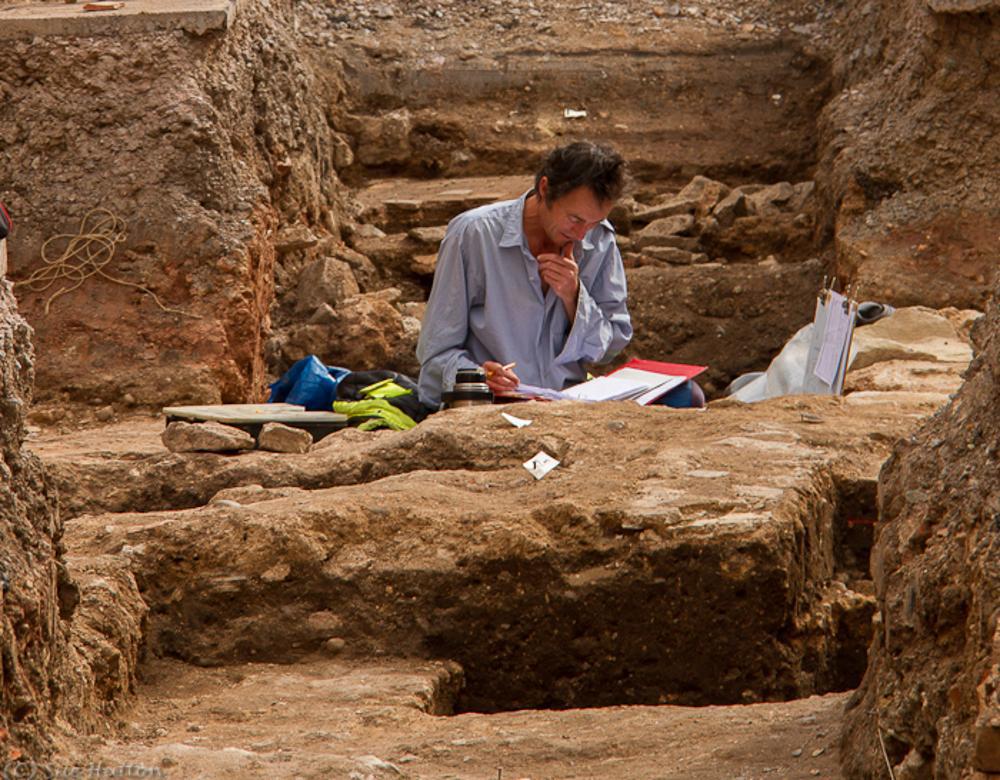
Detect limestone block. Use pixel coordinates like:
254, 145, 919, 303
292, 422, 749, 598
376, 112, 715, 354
677, 175, 730, 216
844, 360, 965, 396
349, 232, 412, 273
643, 247, 709, 265
308, 304, 338, 325
747, 182, 796, 217
633, 197, 699, 225
712, 191, 749, 228
634, 214, 696, 249
411, 254, 438, 276
408, 225, 448, 248
275, 224, 319, 255
352, 224, 387, 240
162, 421, 254, 453
399, 301, 426, 321
296, 257, 360, 314
332, 246, 379, 291
642, 235, 700, 252
355, 109, 413, 166
851, 306, 973, 371
332, 133, 354, 170
257, 422, 312, 454
788, 181, 816, 213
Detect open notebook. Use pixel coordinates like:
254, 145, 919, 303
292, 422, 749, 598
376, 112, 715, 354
516, 359, 707, 405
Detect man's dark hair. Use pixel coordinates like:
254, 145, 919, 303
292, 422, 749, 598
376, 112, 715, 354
534, 141, 627, 205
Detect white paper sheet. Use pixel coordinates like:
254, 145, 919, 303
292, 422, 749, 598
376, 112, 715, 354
560, 374, 654, 402
500, 412, 532, 428
813, 291, 853, 386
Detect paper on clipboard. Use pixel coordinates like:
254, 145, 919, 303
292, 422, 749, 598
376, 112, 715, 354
813, 290, 853, 386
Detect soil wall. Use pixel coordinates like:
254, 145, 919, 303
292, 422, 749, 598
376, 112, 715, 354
0, 278, 66, 757
828, 3, 1000, 777
841, 281, 1000, 779
817, 0, 999, 311
0, 277, 148, 759
0, 0, 345, 408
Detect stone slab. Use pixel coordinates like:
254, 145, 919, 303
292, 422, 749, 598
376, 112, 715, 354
0, 0, 237, 39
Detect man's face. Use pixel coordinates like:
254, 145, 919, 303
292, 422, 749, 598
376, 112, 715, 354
537, 179, 614, 248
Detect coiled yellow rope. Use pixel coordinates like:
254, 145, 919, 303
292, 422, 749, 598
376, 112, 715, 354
20, 208, 198, 318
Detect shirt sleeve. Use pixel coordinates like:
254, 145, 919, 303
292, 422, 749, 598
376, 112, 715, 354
555, 236, 632, 366
416, 226, 480, 408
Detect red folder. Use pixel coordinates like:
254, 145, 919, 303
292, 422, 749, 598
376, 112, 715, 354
610, 358, 707, 380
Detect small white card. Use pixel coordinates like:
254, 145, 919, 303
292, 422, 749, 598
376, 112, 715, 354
501, 412, 533, 428
523, 451, 559, 480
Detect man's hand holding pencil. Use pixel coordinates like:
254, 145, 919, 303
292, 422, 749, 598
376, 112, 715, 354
483, 361, 518, 395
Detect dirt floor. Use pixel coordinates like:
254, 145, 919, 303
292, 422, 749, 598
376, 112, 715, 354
59, 657, 847, 780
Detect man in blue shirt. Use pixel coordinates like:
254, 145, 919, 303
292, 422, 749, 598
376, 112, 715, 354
417, 141, 633, 408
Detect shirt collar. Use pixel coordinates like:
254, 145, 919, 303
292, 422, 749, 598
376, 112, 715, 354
498, 192, 529, 249
498, 190, 603, 252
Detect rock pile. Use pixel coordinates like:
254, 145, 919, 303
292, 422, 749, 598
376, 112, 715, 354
623, 175, 817, 268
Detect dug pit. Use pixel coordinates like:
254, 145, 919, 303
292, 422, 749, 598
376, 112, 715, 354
50, 396, 920, 717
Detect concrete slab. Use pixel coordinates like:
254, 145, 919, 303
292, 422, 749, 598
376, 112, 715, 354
0, 0, 237, 39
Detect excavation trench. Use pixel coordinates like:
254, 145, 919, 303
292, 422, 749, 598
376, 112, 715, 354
0, 1, 988, 774
45, 14, 873, 718
59, 403, 883, 717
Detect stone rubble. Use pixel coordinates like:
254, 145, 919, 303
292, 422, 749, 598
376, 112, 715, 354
161, 420, 256, 453
257, 422, 313, 454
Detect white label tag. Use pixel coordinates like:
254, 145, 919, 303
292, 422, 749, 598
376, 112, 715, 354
523, 451, 560, 480
501, 412, 533, 428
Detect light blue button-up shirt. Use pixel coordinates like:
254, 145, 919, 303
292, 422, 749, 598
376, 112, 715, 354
416, 192, 632, 408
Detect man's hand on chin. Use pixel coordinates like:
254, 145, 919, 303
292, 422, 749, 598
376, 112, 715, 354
537, 242, 580, 320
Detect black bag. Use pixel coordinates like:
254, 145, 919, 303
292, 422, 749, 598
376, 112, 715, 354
337, 370, 435, 423
0, 202, 10, 240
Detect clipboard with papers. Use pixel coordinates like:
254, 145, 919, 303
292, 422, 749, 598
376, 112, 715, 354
804, 280, 858, 396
